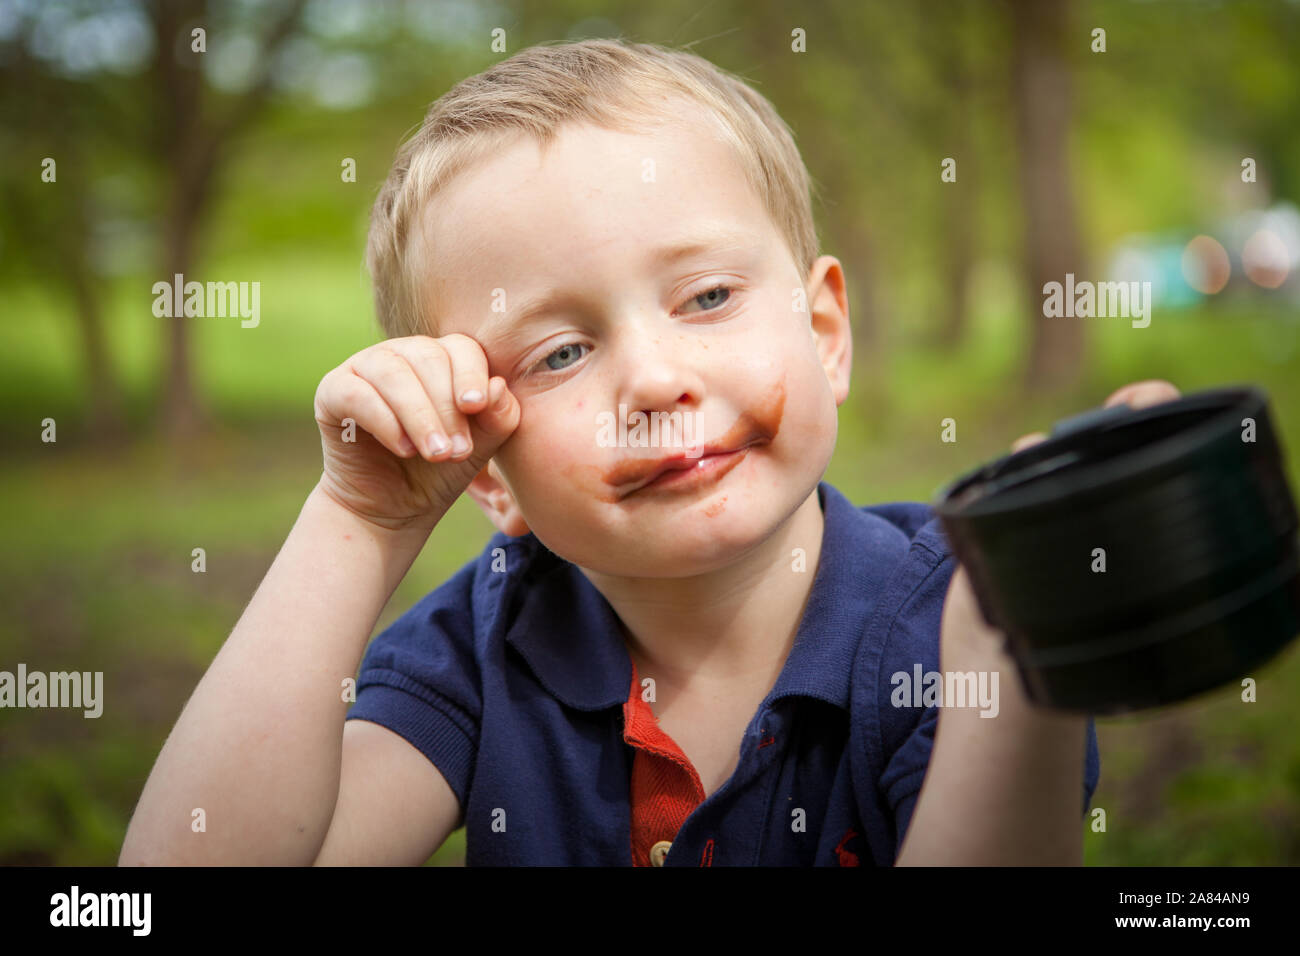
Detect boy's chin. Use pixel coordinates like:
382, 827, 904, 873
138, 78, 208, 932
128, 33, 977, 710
622, 522, 774, 569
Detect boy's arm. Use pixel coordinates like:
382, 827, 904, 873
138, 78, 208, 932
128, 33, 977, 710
312, 718, 463, 866
119, 481, 447, 866
894, 565, 1088, 865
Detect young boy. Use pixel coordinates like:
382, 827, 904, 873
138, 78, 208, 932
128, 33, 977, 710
121, 38, 1179, 867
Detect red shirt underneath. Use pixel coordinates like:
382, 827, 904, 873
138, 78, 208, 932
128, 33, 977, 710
623, 659, 713, 866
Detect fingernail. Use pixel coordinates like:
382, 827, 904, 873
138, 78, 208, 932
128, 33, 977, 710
460, 389, 484, 404
450, 434, 470, 456
426, 433, 449, 456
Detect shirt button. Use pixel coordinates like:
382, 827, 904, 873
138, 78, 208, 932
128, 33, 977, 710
650, 841, 671, 867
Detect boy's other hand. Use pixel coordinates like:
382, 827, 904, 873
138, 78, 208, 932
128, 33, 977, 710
313, 334, 521, 533
1008, 379, 1183, 452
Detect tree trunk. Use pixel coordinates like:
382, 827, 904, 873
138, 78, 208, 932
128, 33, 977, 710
155, 0, 208, 441
937, 5, 977, 351
63, 159, 128, 443
5, 38, 128, 443
160, 169, 211, 441
150, 0, 306, 441
68, 250, 127, 441
1007, 0, 1087, 392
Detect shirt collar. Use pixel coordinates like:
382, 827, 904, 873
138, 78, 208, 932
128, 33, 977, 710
502, 481, 916, 712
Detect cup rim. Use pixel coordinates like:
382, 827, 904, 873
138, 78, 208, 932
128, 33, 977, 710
932, 384, 1269, 518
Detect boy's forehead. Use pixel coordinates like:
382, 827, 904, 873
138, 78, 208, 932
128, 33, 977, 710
418, 110, 776, 337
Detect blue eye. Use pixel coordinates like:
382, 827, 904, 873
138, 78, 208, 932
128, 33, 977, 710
540, 342, 588, 372
683, 286, 732, 312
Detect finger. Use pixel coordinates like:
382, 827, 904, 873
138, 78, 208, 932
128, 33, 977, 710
436, 333, 492, 418
1010, 431, 1048, 453
429, 333, 491, 458
467, 375, 522, 446
351, 346, 454, 460
317, 371, 417, 458
400, 340, 483, 463
427, 376, 522, 479
1103, 379, 1181, 411
390, 337, 475, 460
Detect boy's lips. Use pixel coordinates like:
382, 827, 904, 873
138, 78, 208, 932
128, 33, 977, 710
612, 435, 766, 497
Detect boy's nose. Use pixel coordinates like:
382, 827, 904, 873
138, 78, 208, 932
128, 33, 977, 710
610, 321, 707, 418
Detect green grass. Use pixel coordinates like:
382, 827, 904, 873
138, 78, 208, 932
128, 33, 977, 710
2, 249, 1299, 865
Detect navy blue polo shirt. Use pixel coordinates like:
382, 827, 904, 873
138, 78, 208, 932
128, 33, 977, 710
345, 480, 1101, 865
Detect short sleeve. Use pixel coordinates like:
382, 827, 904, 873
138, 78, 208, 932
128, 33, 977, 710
345, 556, 483, 816
883, 704, 939, 855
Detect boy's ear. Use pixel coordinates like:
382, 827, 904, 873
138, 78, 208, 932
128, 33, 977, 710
465, 460, 531, 537
805, 254, 852, 406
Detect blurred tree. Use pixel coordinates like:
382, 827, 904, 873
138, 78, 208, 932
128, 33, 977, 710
932, 0, 980, 351
147, 0, 307, 440
0, 40, 126, 440
1007, 0, 1087, 391
735, 0, 897, 417
0, 0, 308, 442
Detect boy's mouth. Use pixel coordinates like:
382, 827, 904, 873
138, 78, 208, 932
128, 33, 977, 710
629, 443, 760, 495
614, 436, 764, 497
604, 377, 787, 499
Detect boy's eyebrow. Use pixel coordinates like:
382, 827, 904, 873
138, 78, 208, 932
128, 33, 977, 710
476, 224, 763, 350
647, 223, 760, 266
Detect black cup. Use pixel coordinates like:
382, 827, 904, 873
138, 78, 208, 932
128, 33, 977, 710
932, 385, 1300, 714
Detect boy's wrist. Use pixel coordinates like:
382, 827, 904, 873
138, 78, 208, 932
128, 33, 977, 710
308, 477, 444, 542
300, 480, 441, 604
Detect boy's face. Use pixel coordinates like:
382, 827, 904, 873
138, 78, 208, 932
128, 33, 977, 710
420, 101, 852, 576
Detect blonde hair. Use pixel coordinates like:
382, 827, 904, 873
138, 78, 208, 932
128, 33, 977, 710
365, 37, 821, 340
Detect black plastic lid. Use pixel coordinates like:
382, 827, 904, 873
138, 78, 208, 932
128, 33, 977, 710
932, 385, 1300, 713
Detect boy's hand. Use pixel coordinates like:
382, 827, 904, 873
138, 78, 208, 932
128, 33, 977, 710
313, 334, 521, 532
942, 379, 1182, 664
